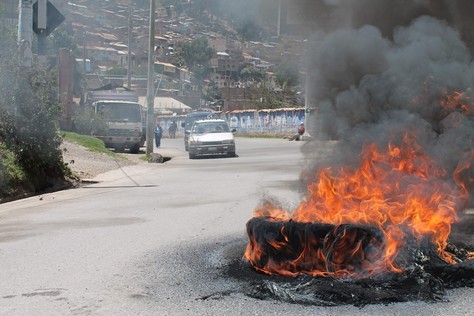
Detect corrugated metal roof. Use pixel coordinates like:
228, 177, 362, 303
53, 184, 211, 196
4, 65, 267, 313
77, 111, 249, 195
138, 96, 191, 111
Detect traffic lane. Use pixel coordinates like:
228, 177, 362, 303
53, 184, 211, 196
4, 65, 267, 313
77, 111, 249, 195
0, 138, 305, 314
1, 138, 472, 315
131, 139, 474, 315
113, 141, 474, 315
0, 184, 257, 313
0, 137, 304, 247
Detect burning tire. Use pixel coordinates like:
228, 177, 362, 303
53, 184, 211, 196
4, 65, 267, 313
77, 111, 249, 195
242, 216, 474, 306
244, 216, 385, 278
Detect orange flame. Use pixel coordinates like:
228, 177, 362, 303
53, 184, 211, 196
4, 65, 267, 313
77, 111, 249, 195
438, 90, 474, 115
245, 133, 471, 278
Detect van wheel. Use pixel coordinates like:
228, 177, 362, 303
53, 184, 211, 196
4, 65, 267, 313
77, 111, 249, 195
227, 152, 236, 157
130, 144, 140, 154
189, 153, 196, 159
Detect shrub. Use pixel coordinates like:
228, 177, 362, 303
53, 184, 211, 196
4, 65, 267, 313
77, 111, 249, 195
0, 143, 31, 199
72, 107, 108, 136
0, 49, 70, 194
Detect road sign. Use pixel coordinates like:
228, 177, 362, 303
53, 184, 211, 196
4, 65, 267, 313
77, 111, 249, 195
32, 0, 65, 37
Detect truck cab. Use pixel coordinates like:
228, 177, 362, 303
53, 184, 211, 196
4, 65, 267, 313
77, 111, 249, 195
93, 100, 143, 153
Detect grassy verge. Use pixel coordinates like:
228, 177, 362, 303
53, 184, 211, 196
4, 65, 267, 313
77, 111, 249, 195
0, 143, 29, 200
60, 131, 122, 158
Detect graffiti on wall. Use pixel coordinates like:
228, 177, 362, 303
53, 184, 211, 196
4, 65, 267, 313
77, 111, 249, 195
225, 108, 305, 133
155, 108, 305, 136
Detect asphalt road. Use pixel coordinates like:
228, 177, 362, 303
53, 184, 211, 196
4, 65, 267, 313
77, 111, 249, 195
0, 137, 472, 315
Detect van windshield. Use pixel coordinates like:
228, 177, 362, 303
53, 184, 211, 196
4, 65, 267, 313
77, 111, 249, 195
98, 103, 142, 122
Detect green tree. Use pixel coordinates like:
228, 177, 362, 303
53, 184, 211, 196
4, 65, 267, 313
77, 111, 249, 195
182, 36, 213, 71
203, 80, 222, 103
274, 63, 300, 108
182, 36, 213, 90
240, 66, 265, 83
256, 84, 280, 110
48, 23, 76, 54
275, 63, 300, 90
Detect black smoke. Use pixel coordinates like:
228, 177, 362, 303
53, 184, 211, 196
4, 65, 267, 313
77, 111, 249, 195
304, 14, 473, 208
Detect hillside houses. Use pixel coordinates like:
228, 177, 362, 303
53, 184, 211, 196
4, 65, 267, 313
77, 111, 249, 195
209, 38, 245, 89
66, 0, 306, 108
1, 0, 305, 112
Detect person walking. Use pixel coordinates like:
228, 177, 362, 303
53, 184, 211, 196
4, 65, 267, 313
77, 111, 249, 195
154, 122, 163, 148
168, 121, 177, 139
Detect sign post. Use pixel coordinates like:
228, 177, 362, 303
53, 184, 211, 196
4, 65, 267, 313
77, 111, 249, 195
32, 0, 65, 56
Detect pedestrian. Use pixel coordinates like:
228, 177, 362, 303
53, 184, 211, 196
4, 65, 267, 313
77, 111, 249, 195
154, 122, 163, 148
288, 122, 305, 141
168, 121, 177, 139
298, 122, 305, 137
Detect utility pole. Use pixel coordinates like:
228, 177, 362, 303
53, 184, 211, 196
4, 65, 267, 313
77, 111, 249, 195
82, 30, 87, 75
277, 0, 282, 37
18, 0, 33, 67
146, 0, 156, 156
127, 5, 133, 89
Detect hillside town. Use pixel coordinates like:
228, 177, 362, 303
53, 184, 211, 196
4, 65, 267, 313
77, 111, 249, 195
8, 0, 310, 116
1, 1, 309, 118
2, 1, 474, 118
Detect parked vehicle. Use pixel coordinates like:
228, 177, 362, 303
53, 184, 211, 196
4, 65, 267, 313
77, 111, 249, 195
181, 111, 220, 151
92, 100, 143, 153
85, 85, 144, 153
187, 119, 236, 159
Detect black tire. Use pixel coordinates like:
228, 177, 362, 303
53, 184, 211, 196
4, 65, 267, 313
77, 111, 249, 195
114, 145, 125, 153
227, 152, 236, 157
129, 144, 140, 154
185, 143, 189, 151
189, 152, 196, 159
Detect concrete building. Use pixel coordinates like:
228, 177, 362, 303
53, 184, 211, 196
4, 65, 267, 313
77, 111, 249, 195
209, 39, 244, 89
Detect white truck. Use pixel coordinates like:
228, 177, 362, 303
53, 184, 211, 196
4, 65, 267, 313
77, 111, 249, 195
85, 86, 144, 154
